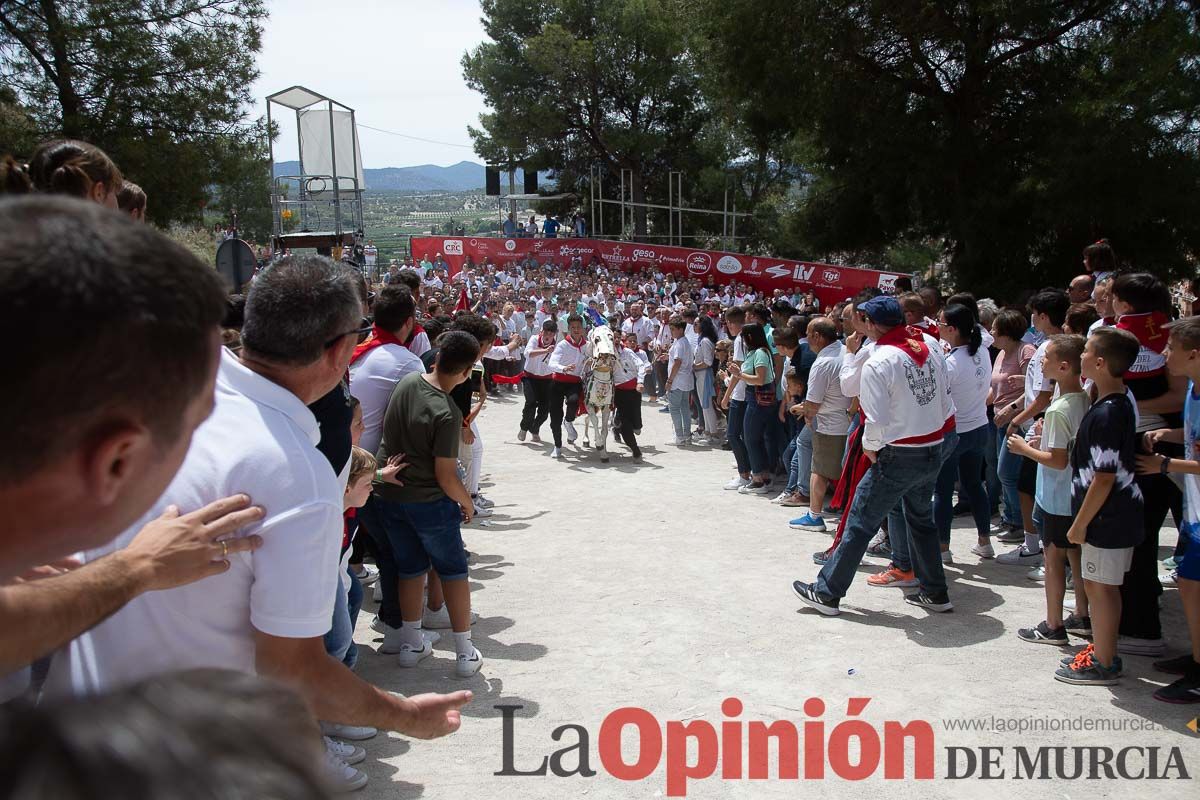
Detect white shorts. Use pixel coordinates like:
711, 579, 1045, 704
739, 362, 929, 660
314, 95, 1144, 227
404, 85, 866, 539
1081, 543, 1134, 586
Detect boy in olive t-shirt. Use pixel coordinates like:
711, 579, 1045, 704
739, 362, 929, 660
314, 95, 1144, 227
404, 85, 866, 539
372, 331, 485, 677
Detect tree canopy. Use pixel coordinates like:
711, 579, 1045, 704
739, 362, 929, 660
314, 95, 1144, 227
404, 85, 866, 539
469, 0, 1200, 292
0, 0, 268, 228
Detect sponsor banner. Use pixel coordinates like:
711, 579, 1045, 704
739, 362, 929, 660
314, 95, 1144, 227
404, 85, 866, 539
409, 236, 907, 308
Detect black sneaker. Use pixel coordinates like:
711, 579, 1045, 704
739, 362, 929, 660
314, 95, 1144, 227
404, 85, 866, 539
1018, 620, 1068, 645
1055, 651, 1121, 686
1153, 653, 1200, 675
791, 581, 840, 616
1153, 673, 1200, 704
1063, 613, 1092, 638
904, 591, 953, 613
1060, 645, 1123, 671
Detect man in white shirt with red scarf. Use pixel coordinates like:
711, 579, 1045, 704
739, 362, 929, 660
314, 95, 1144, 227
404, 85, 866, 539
792, 296, 956, 616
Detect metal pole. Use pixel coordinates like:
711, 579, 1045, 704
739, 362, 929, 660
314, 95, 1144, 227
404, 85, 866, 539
349, 107, 362, 234
723, 185, 729, 251
597, 168, 604, 237
619, 169, 625, 238
266, 100, 276, 243
732, 199, 737, 250
328, 101, 340, 242
668, 170, 673, 247
590, 165, 596, 240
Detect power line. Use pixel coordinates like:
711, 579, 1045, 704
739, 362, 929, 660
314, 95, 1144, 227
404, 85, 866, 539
357, 123, 475, 150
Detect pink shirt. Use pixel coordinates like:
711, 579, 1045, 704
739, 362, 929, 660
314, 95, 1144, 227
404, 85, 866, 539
990, 343, 1035, 409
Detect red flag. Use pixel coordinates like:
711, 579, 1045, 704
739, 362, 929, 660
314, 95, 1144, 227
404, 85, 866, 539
454, 285, 469, 312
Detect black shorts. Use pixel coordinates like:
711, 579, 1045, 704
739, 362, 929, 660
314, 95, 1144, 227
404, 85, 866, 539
1018, 452, 1038, 495
1039, 507, 1076, 550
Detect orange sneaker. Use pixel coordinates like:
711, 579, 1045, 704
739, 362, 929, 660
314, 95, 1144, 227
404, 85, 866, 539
867, 566, 919, 588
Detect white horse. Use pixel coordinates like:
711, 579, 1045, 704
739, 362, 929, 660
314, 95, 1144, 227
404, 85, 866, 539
582, 325, 617, 462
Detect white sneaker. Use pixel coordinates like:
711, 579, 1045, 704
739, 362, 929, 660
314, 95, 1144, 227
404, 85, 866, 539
351, 564, 379, 586
472, 503, 494, 518
322, 747, 368, 792
320, 721, 378, 741
396, 640, 434, 668
376, 620, 440, 653
1064, 596, 1076, 611
971, 543, 995, 559
724, 476, 751, 491
474, 495, 495, 508
738, 482, 772, 496
1027, 565, 1046, 581
564, 420, 578, 443
455, 646, 484, 677
996, 545, 1043, 566
422, 604, 478, 629
517, 429, 527, 441
770, 491, 792, 504
371, 581, 382, 603
324, 736, 366, 766
551, 447, 562, 458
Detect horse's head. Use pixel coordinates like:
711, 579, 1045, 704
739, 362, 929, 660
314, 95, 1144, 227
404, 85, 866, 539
589, 325, 616, 358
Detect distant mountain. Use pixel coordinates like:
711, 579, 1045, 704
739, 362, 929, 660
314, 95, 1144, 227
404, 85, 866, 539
272, 160, 548, 193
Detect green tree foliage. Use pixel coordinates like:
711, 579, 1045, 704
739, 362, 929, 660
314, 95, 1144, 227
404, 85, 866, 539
0, 0, 268, 227
463, 0, 717, 240
698, 0, 1200, 293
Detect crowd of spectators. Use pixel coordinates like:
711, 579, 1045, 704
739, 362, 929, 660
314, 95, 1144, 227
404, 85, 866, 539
1, 137, 1199, 800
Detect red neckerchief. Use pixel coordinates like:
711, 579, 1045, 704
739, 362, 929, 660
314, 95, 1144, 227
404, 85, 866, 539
403, 322, 425, 347
1116, 311, 1168, 351
913, 319, 940, 340
351, 324, 405, 365
875, 324, 932, 367
565, 335, 584, 350
1116, 311, 1169, 379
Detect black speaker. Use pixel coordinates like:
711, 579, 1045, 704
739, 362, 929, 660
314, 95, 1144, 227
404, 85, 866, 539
485, 166, 501, 196
523, 169, 538, 195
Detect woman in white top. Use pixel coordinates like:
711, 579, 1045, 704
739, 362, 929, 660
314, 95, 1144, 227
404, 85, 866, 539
934, 303, 995, 559
692, 315, 720, 442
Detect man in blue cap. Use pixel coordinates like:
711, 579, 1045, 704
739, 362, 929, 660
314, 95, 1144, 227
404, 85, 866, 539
792, 295, 957, 615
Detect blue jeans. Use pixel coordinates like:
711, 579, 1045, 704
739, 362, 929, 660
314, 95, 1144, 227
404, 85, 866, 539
375, 496, 469, 581
323, 567, 361, 669
667, 389, 691, 440
743, 400, 776, 475
933, 425, 991, 545
358, 495, 401, 628
995, 423, 1023, 526
983, 421, 1001, 513
888, 429, 957, 573
728, 399, 750, 474
817, 443, 947, 599
786, 425, 814, 494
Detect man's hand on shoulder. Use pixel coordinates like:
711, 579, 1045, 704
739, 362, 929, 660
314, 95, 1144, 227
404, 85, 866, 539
120, 495, 265, 592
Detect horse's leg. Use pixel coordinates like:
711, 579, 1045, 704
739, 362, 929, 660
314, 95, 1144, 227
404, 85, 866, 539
600, 407, 610, 462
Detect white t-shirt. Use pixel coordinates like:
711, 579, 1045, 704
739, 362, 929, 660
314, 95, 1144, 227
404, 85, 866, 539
732, 336, 747, 402
668, 336, 695, 392
945, 344, 992, 433
349, 342, 425, 455
806, 341, 850, 435
1022, 340, 1051, 431
44, 350, 343, 698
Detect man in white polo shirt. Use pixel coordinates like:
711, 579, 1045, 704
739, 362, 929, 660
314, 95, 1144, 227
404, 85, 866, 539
46, 257, 471, 751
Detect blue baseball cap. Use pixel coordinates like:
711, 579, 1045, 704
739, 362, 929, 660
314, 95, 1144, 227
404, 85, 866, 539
857, 296, 904, 327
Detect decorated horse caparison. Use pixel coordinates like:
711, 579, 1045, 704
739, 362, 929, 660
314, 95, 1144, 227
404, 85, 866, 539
581, 325, 617, 462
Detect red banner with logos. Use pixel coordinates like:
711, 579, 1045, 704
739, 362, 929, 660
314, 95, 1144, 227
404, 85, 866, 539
408, 236, 906, 308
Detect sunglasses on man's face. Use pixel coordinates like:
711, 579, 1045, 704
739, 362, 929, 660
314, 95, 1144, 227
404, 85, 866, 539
325, 317, 373, 349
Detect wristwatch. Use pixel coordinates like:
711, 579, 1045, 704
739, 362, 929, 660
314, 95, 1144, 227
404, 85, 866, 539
1160, 456, 1171, 474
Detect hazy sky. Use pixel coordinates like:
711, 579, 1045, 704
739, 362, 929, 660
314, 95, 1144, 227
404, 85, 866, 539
250, 0, 489, 168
